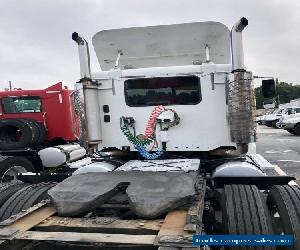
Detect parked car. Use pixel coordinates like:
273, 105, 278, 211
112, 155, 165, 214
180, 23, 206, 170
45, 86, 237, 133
256, 114, 267, 125
262, 107, 300, 128
256, 110, 273, 125
278, 112, 300, 135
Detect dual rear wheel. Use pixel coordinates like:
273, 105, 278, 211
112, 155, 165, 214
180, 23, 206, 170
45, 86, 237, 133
267, 185, 300, 250
221, 184, 300, 250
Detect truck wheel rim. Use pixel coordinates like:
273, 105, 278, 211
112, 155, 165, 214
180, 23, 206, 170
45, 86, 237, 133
1, 166, 27, 183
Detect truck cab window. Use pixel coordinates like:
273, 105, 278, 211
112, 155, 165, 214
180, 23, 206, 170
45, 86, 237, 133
2, 96, 41, 113
124, 76, 201, 107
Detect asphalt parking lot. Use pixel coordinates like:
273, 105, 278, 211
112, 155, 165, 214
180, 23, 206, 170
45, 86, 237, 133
256, 125, 300, 185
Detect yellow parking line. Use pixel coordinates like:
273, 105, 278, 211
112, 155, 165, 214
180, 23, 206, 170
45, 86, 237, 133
273, 165, 298, 186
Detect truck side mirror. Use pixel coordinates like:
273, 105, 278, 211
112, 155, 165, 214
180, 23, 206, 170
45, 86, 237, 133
262, 79, 276, 98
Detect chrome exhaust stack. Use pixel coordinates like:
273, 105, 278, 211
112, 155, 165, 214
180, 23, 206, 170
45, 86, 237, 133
231, 17, 248, 72
228, 18, 256, 153
72, 32, 101, 151
72, 32, 92, 79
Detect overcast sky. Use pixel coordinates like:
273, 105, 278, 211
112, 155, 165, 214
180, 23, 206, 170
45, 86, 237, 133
0, 0, 299, 90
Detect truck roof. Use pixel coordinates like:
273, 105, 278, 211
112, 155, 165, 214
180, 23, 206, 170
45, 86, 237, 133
0, 82, 69, 97
92, 21, 231, 71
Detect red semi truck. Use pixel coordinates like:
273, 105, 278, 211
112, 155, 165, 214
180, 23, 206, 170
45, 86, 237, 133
0, 82, 82, 182
0, 82, 79, 148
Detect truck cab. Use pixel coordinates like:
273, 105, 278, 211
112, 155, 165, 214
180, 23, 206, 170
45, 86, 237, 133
0, 82, 79, 150
73, 20, 255, 156
0, 83, 80, 183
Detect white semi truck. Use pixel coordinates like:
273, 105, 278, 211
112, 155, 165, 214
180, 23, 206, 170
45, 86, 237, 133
0, 18, 299, 250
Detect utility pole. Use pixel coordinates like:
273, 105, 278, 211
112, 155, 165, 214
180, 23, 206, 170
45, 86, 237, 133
9, 81, 12, 91
275, 78, 280, 107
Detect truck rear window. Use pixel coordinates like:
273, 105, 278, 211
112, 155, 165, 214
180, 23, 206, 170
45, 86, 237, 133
124, 76, 201, 107
1, 96, 41, 113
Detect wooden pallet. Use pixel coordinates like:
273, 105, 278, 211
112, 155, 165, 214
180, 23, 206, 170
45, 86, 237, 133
0, 180, 205, 250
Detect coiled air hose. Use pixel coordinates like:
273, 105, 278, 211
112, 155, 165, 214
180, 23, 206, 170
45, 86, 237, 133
120, 105, 179, 159
144, 105, 166, 139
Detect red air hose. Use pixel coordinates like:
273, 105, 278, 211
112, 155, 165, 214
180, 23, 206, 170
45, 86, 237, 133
144, 105, 166, 138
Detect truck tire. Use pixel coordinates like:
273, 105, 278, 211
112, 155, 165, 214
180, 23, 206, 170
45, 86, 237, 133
0, 157, 35, 183
35, 121, 47, 143
222, 185, 274, 249
294, 123, 300, 136
0, 119, 38, 150
0, 182, 28, 207
0, 183, 56, 221
267, 185, 300, 250
20, 119, 46, 144
287, 129, 296, 135
18, 119, 40, 145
